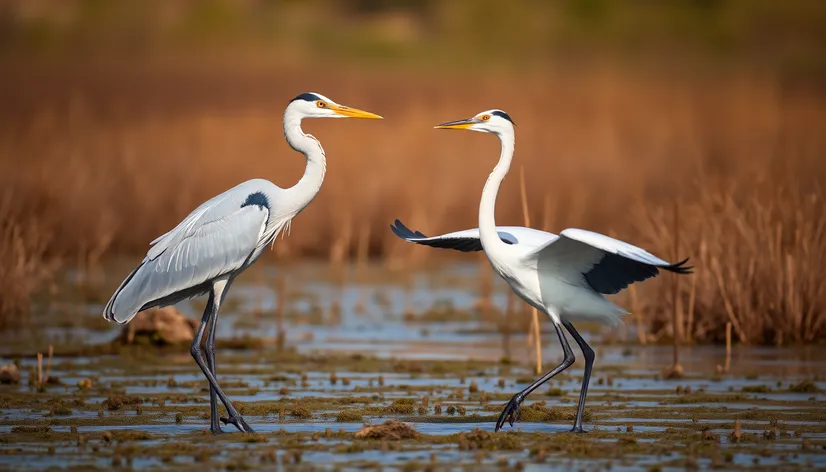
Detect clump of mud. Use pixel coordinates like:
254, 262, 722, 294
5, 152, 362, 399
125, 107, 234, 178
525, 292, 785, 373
119, 307, 195, 346
355, 420, 419, 440
0, 363, 20, 383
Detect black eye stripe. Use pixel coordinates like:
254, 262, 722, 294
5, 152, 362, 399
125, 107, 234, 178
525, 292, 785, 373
290, 92, 322, 103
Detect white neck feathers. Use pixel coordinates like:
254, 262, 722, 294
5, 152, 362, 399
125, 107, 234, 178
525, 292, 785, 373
479, 129, 515, 252
282, 106, 327, 215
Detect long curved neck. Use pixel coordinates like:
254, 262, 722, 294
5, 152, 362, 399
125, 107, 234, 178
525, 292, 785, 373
282, 107, 327, 214
479, 130, 515, 252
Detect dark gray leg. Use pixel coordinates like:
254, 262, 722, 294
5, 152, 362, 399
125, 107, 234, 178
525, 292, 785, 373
495, 321, 575, 432
203, 291, 222, 434
562, 320, 595, 433
190, 280, 254, 433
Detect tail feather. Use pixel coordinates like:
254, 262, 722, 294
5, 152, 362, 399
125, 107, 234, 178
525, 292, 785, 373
606, 301, 630, 327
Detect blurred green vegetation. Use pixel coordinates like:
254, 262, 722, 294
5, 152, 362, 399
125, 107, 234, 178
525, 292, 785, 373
1, 0, 825, 76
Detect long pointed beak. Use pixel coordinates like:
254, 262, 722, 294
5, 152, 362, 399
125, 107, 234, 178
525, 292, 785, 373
330, 104, 383, 119
434, 117, 480, 130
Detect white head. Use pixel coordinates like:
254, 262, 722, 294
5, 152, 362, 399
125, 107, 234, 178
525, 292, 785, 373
434, 109, 515, 135
286, 92, 383, 120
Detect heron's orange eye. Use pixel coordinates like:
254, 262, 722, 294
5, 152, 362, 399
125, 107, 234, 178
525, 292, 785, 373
481, 115, 491, 121
316, 101, 327, 108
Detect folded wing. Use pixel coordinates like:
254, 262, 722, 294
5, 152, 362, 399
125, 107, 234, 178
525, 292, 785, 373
104, 200, 269, 324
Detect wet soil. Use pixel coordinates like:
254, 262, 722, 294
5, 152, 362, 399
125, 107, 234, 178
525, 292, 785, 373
1, 262, 824, 470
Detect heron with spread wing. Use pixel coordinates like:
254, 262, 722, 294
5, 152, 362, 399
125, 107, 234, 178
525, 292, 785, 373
391, 109, 691, 433
103, 93, 382, 434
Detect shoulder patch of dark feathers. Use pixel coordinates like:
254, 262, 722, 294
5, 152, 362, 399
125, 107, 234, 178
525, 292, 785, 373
241, 192, 270, 211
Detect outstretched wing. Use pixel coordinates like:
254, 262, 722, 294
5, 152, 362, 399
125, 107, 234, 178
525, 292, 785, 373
534, 228, 692, 295
105, 180, 279, 324
390, 219, 555, 252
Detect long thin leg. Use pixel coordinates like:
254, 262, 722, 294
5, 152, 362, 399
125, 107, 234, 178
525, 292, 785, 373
562, 320, 595, 433
190, 279, 254, 433
206, 277, 234, 433
204, 279, 233, 434
203, 291, 222, 434
495, 321, 575, 432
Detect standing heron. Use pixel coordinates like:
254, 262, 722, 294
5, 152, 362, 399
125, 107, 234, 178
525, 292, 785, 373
390, 109, 691, 433
103, 93, 382, 433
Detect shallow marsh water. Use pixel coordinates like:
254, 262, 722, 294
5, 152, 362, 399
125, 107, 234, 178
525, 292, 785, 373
1, 262, 824, 471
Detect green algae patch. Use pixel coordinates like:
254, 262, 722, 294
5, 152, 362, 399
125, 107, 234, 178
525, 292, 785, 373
410, 413, 497, 423
789, 379, 819, 393
667, 394, 746, 404
484, 402, 592, 424
336, 409, 365, 422
289, 406, 312, 419
355, 420, 419, 440
457, 428, 523, 451
384, 399, 415, 415
103, 395, 143, 411
215, 337, 265, 350
11, 425, 51, 434
112, 430, 152, 442
518, 402, 564, 422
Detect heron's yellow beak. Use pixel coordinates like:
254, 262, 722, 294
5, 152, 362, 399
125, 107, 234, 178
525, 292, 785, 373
330, 104, 383, 119
434, 117, 480, 130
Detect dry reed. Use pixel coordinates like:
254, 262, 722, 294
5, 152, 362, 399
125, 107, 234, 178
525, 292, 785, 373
519, 165, 543, 374
1, 63, 824, 344
0, 194, 56, 327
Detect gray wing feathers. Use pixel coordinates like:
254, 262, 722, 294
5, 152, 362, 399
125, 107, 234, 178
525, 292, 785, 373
104, 203, 268, 324
146, 192, 232, 261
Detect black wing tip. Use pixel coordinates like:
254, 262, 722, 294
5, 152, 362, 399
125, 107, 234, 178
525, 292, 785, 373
389, 219, 409, 239
664, 257, 693, 275
390, 219, 427, 241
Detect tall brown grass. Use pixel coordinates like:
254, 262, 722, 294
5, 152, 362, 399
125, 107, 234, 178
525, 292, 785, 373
0, 194, 55, 328
1, 63, 824, 344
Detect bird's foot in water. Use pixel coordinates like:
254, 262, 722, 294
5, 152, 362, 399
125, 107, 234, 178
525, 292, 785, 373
220, 415, 255, 433
569, 425, 586, 434
210, 423, 225, 435
495, 393, 525, 432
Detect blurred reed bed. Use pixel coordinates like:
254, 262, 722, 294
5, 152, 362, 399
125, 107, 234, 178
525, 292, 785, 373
0, 64, 823, 344
0, 193, 55, 327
